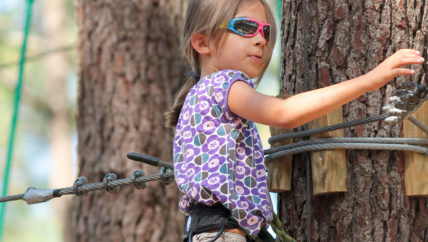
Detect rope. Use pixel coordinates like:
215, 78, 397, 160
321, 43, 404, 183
57, 171, 173, 197
0, 170, 174, 204
265, 137, 428, 154
265, 143, 428, 161
268, 113, 390, 144
0, 194, 24, 203
0, 0, 35, 240
271, 213, 296, 242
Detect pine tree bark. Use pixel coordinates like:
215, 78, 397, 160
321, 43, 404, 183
279, 0, 427, 241
72, 0, 187, 241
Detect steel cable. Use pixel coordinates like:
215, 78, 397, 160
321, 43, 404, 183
56, 172, 173, 196
265, 137, 428, 154
265, 143, 428, 162
0, 171, 173, 204
0, 194, 24, 203
408, 115, 428, 134
268, 113, 390, 144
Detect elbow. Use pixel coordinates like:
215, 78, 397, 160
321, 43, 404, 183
278, 120, 301, 129
272, 109, 302, 129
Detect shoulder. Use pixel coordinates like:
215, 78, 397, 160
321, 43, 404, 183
203, 70, 253, 88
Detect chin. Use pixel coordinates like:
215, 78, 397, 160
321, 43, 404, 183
246, 70, 262, 80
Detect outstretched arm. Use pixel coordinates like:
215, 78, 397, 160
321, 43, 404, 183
228, 49, 424, 128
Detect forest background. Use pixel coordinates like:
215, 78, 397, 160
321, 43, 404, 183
0, 0, 280, 241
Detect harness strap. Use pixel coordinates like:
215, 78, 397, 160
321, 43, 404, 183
189, 203, 231, 233
184, 203, 242, 241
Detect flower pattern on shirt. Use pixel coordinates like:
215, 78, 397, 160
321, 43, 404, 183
173, 70, 272, 237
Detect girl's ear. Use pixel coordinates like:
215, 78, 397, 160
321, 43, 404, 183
191, 33, 210, 55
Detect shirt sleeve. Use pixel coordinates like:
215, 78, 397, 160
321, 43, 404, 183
211, 70, 254, 118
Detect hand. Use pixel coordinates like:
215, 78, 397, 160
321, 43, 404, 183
364, 49, 424, 91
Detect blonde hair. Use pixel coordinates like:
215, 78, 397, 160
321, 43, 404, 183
165, 0, 277, 127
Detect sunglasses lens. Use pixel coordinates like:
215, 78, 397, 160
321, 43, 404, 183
263, 26, 270, 41
233, 19, 259, 36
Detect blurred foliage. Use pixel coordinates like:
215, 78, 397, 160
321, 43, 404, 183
0, 0, 77, 241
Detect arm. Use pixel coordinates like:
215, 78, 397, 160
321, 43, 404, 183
228, 49, 424, 128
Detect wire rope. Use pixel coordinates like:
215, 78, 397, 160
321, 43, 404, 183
268, 113, 390, 144
265, 143, 428, 161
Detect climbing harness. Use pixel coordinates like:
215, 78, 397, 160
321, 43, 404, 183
185, 203, 236, 242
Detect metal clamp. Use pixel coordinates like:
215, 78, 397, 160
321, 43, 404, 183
383, 82, 427, 124
23, 187, 55, 205
132, 170, 147, 189
159, 167, 174, 185
103, 173, 120, 193
73, 177, 88, 196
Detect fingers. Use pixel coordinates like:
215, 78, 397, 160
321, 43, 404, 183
397, 56, 425, 66
395, 49, 421, 56
388, 49, 424, 68
392, 68, 416, 76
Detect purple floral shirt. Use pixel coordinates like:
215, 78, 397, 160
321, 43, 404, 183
173, 70, 273, 237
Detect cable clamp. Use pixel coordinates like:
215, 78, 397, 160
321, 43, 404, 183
159, 167, 174, 185
103, 173, 120, 193
383, 82, 427, 124
23, 187, 54, 205
132, 170, 147, 189
73, 177, 88, 196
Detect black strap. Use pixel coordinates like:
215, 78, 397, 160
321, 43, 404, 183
256, 227, 276, 242
189, 203, 231, 233
183, 203, 273, 242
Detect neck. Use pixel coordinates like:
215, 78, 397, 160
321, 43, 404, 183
199, 54, 219, 79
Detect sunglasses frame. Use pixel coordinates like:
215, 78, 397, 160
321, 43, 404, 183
227, 17, 270, 42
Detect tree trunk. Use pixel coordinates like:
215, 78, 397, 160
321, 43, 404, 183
72, 0, 187, 241
279, 0, 427, 241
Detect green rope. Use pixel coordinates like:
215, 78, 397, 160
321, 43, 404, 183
0, 0, 35, 241
272, 213, 296, 242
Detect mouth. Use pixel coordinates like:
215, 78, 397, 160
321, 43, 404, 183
250, 55, 262, 62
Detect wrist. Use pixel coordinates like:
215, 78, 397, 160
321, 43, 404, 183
361, 71, 382, 92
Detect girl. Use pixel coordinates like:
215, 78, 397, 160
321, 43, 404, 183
166, 0, 424, 241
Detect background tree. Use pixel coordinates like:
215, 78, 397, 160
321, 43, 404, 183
279, 0, 427, 241
72, 0, 188, 241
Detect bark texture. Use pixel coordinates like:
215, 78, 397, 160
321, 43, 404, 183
72, 0, 187, 241
279, 0, 427, 241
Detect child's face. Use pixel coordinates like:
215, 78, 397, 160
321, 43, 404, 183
207, 1, 268, 79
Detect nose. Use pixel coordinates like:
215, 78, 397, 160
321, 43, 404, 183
253, 30, 267, 47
